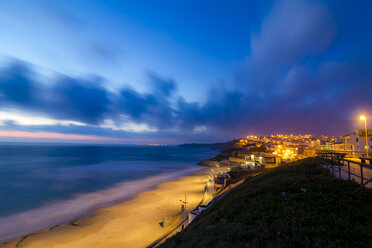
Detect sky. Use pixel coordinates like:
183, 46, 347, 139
0, 0, 371, 144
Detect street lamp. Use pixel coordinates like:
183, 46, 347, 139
360, 115, 369, 158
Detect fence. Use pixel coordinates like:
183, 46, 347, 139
316, 151, 372, 188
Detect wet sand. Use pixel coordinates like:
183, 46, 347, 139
1, 168, 212, 248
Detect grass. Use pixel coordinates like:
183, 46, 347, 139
227, 167, 263, 184
159, 158, 372, 248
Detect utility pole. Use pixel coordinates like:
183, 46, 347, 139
178, 194, 188, 212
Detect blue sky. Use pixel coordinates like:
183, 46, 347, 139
0, 0, 371, 144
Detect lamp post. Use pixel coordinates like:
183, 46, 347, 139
360, 115, 369, 158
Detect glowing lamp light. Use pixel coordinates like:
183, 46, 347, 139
359, 114, 369, 157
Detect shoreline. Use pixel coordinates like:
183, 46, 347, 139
1, 166, 213, 248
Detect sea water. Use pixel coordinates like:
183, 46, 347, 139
0, 144, 217, 241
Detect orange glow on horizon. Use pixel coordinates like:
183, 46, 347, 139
0, 130, 128, 142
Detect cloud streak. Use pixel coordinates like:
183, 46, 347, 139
0, 130, 128, 142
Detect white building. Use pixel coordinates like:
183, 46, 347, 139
341, 129, 372, 157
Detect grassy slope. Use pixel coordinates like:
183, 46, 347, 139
160, 158, 372, 248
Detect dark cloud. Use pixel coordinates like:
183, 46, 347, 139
245, 0, 337, 96
46, 76, 110, 124
219, 0, 372, 136
113, 87, 175, 129
250, 0, 336, 67
147, 72, 177, 98
179, 84, 244, 129
0, 60, 178, 131
0, 62, 34, 104
0, 121, 218, 144
0, 60, 244, 137
0, 61, 110, 125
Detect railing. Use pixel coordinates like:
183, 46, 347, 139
316, 151, 372, 187
316, 148, 371, 158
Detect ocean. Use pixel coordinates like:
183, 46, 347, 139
0, 144, 217, 241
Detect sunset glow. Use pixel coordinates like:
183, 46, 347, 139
0, 130, 128, 142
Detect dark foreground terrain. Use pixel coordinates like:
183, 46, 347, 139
160, 158, 372, 248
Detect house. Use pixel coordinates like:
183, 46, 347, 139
332, 130, 372, 157
229, 150, 254, 165
260, 153, 281, 168
333, 141, 345, 152
231, 150, 253, 157
228, 156, 245, 164
303, 147, 316, 157
330, 130, 372, 157
244, 152, 281, 168
346, 129, 372, 157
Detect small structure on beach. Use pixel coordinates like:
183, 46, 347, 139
213, 172, 231, 191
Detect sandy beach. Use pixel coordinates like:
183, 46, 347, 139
1, 168, 212, 248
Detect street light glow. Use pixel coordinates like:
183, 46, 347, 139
359, 114, 369, 158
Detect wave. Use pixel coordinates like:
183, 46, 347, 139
0, 166, 203, 242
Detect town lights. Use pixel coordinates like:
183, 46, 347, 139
360, 115, 369, 158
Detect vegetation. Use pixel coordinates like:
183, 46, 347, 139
160, 158, 372, 248
179, 140, 239, 151
228, 167, 263, 184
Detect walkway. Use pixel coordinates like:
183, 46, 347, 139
322, 159, 372, 188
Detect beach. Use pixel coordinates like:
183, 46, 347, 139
1, 168, 212, 248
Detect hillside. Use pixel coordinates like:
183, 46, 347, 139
160, 158, 372, 248
179, 140, 239, 151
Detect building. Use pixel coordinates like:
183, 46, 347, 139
331, 129, 372, 157
229, 150, 257, 165
345, 129, 372, 157
274, 145, 298, 161
333, 141, 345, 151
302, 147, 316, 157
244, 153, 281, 168
213, 172, 231, 190
228, 156, 245, 164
